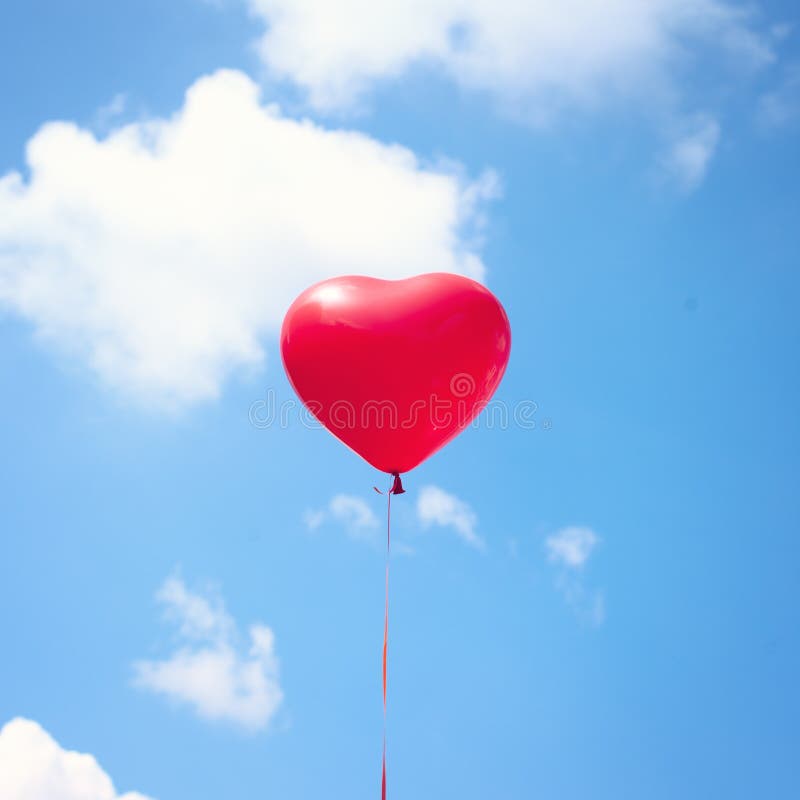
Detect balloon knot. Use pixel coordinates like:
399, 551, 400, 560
390, 473, 405, 495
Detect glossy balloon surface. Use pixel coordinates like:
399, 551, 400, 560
280, 273, 511, 474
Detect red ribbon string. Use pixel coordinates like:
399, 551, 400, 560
375, 472, 403, 800
383, 559, 389, 708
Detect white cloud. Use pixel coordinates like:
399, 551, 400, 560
329, 494, 380, 536
661, 115, 721, 191
545, 526, 604, 625
0, 69, 493, 409
304, 494, 380, 542
154, 574, 234, 641
545, 526, 599, 569
247, 0, 771, 115
0, 718, 152, 800
133, 575, 282, 732
417, 485, 484, 549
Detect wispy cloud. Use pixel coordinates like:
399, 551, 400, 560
0, 717, 152, 800
304, 494, 380, 543
545, 526, 599, 569
306, 487, 481, 552
661, 115, 721, 192
94, 92, 128, 131
133, 575, 282, 732
246, 0, 771, 121
758, 63, 800, 130
545, 526, 604, 625
417, 485, 484, 550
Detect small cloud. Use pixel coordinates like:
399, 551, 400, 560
95, 92, 127, 123
758, 63, 800, 130
0, 717, 153, 800
545, 526, 604, 626
304, 494, 380, 542
329, 494, 380, 537
545, 526, 598, 569
302, 508, 326, 531
133, 575, 282, 732
417, 485, 484, 550
155, 575, 233, 641
661, 115, 721, 192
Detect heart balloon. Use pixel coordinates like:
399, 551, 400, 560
280, 273, 511, 475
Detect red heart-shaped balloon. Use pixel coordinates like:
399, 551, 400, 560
280, 273, 511, 474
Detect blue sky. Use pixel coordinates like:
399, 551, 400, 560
1, 1, 799, 798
